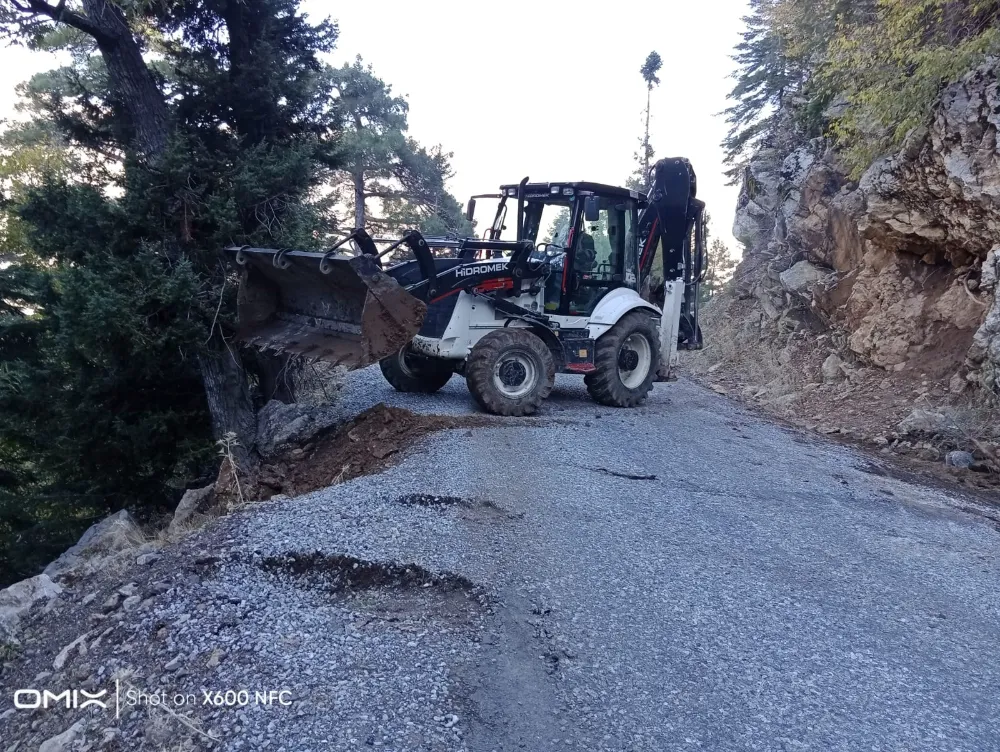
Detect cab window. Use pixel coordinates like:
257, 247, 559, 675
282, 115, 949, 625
566, 198, 633, 316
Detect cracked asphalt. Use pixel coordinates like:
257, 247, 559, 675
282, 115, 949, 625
223, 368, 1000, 751
17, 368, 976, 752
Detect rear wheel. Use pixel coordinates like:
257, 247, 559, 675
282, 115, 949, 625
585, 311, 660, 407
379, 347, 454, 394
466, 329, 555, 416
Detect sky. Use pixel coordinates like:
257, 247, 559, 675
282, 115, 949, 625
0, 0, 750, 249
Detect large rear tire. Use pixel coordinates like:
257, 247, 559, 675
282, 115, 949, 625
466, 329, 555, 416
585, 311, 660, 407
379, 347, 454, 394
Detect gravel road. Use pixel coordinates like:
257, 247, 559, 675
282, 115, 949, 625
9, 368, 995, 751
203, 368, 1000, 751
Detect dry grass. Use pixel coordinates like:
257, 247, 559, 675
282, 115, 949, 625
688, 296, 792, 389
93, 517, 160, 581
216, 432, 246, 513
293, 361, 347, 406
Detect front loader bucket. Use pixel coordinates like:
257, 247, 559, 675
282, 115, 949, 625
226, 247, 427, 370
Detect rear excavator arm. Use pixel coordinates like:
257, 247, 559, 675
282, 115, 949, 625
637, 157, 706, 351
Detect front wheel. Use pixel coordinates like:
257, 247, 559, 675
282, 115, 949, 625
379, 347, 454, 393
585, 311, 660, 407
466, 329, 555, 416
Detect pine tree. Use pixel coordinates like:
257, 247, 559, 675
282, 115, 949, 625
627, 51, 662, 192
0, 0, 338, 583
327, 58, 471, 236
701, 238, 740, 303
721, 0, 799, 183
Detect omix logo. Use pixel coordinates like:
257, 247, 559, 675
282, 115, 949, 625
14, 689, 109, 710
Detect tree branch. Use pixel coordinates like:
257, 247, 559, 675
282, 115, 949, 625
7, 0, 116, 44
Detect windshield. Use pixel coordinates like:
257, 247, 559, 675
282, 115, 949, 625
522, 200, 573, 246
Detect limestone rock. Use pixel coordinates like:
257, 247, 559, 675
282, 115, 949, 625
44, 510, 142, 581
255, 400, 341, 459
53, 632, 91, 671
970, 248, 1000, 390
946, 451, 975, 469
822, 354, 845, 384
897, 408, 958, 436
0, 574, 62, 641
168, 484, 216, 536
728, 58, 1000, 392
780, 261, 832, 296
38, 721, 85, 752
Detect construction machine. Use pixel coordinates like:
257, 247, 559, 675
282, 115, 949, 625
223, 157, 706, 416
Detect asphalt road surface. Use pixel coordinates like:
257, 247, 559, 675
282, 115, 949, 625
199, 371, 1000, 751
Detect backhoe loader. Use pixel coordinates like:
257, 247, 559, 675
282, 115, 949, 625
223, 157, 706, 416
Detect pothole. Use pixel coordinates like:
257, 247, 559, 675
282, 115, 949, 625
393, 494, 520, 521
396, 494, 468, 507
259, 552, 477, 595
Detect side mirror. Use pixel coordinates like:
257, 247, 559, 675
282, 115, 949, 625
584, 195, 601, 222
465, 198, 476, 222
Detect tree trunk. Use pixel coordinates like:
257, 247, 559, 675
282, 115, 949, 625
198, 338, 260, 475
81, 0, 171, 159
353, 168, 366, 229
253, 350, 298, 404
643, 86, 652, 179
20, 0, 265, 470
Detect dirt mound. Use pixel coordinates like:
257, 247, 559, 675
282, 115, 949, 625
257, 404, 485, 499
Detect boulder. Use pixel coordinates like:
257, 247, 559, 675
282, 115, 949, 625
821, 353, 845, 384
779, 261, 831, 296
168, 484, 216, 536
255, 400, 341, 459
0, 574, 62, 641
970, 248, 1000, 390
39, 720, 86, 752
44, 510, 142, 581
946, 451, 975, 469
897, 408, 958, 436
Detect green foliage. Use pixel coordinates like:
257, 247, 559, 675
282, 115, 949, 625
628, 50, 664, 191
724, 0, 1000, 180
327, 58, 471, 236
722, 0, 804, 182
0, 0, 341, 585
701, 238, 739, 303
0, 239, 214, 582
640, 52, 663, 89
823, 0, 1000, 175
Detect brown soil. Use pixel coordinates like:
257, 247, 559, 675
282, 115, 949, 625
256, 404, 489, 499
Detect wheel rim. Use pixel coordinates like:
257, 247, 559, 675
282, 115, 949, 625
618, 333, 652, 389
396, 349, 418, 378
493, 350, 537, 399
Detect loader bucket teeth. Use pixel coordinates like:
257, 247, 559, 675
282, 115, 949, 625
227, 247, 426, 371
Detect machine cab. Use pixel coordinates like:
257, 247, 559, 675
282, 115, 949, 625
492, 182, 642, 317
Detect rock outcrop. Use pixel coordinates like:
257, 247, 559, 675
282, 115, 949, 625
43, 510, 144, 581
730, 58, 1000, 390
0, 573, 61, 642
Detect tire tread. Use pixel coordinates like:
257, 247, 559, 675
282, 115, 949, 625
466, 329, 555, 416
585, 311, 660, 407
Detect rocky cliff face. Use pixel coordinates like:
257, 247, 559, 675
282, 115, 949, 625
730, 58, 1000, 394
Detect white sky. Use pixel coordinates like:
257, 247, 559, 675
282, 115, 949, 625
0, 0, 749, 249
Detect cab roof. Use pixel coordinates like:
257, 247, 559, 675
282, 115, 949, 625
498, 181, 643, 201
